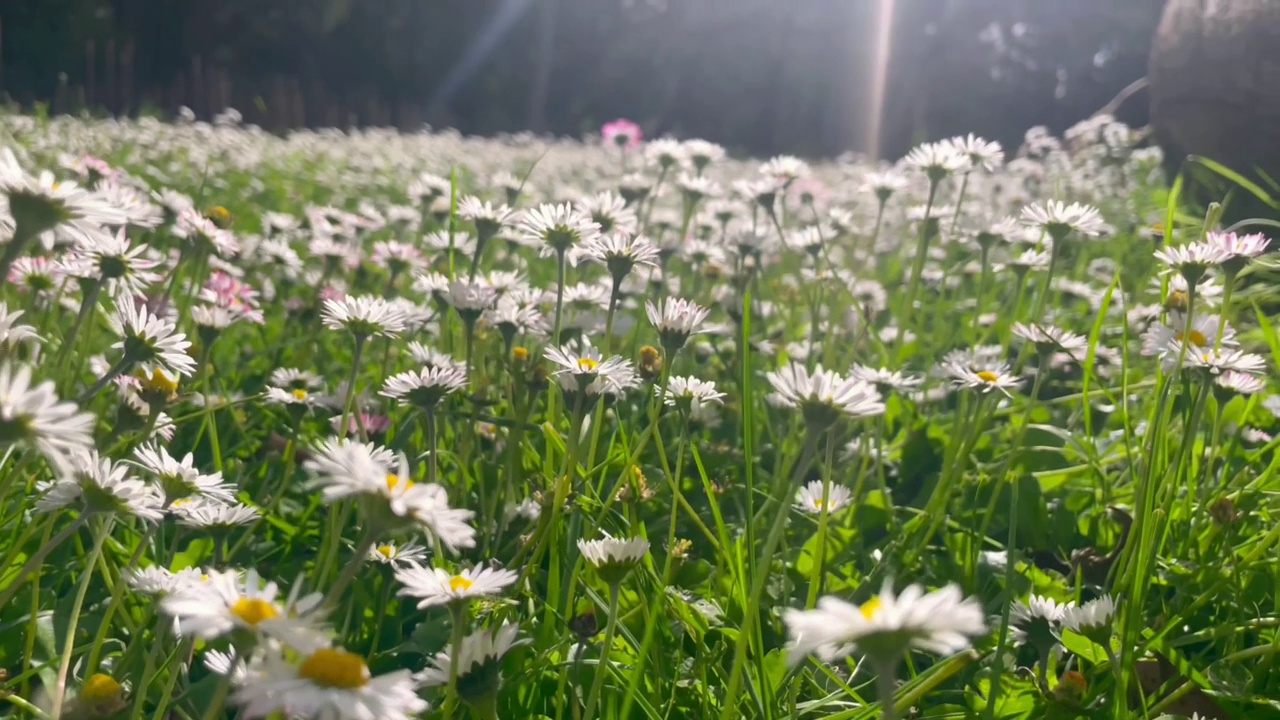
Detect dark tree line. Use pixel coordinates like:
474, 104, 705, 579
1, 0, 1164, 158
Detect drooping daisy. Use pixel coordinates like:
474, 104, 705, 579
794, 481, 853, 515
1215, 370, 1266, 396
861, 169, 909, 202
416, 623, 523, 708
394, 564, 518, 609
35, 450, 164, 520
131, 443, 234, 505
173, 501, 261, 529
380, 366, 469, 411
849, 365, 923, 396
445, 279, 498, 321
783, 582, 986, 665
1019, 200, 1108, 239
109, 297, 198, 377
161, 568, 328, 653
1012, 322, 1089, 358
0, 302, 39, 349
232, 646, 426, 720
577, 536, 649, 586
0, 363, 95, 473
765, 363, 885, 431
321, 295, 408, 338
646, 298, 711, 353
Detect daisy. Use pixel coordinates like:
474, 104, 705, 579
380, 366, 469, 411
0, 302, 39, 348
1215, 370, 1266, 395
577, 191, 639, 235
60, 228, 162, 297
1019, 200, 1107, 239
264, 386, 320, 408
783, 582, 986, 665
485, 296, 546, 340
406, 343, 466, 373
1012, 322, 1089, 358
675, 173, 721, 206
602, 118, 642, 149
161, 568, 328, 653
662, 376, 726, 412
416, 623, 522, 707
1009, 594, 1071, 650
232, 646, 426, 720
367, 542, 430, 567
902, 141, 968, 181
544, 342, 629, 388
577, 536, 649, 586
35, 450, 163, 520
131, 443, 234, 505
407, 172, 451, 203
1184, 347, 1268, 376
1154, 243, 1229, 285
1060, 595, 1114, 645
1006, 249, 1051, 274
941, 360, 1022, 395
518, 203, 600, 256
109, 297, 198, 377
0, 149, 129, 240
646, 298, 711, 353
1203, 230, 1269, 274
394, 564, 517, 609
321, 295, 407, 338
125, 566, 206, 596
849, 365, 923, 396
446, 280, 498, 321
577, 232, 661, 280
765, 363, 885, 431
457, 195, 514, 245
682, 139, 725, 170
0, 363, 95, 473
305, 440, 477, 552
1140, 311, 1234, 364
173, 501, 260, 529
174, 208, 239, 257
946, 134, 1004, 171
644, 138, 688, 170
862, 169, 909, 201
794, 481, 853, 515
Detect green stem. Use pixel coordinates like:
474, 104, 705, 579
339, 334, 368, 438
0, 515, 88, 611
582, 584, 621, 720
443, 603, 469, 719
50, 518, 113, 720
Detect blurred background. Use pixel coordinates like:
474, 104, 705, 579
1, 0, 1164, 158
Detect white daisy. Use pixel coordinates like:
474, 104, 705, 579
61, 228, 162, 297
161, 568, 328, 653
0, 302, 40, 348
941, 360, 1022, 395
662, 376, 726, 411
173, 501, 260, 529
321, 295, 408, 338
125, 566, 206, 596
1019, 200, 1108, 239
1060, 595, 1115, 644
0, 363, 95, 474
682, 139, 725, 170
646, 298, 711, 352
849, 365, 923, 395
367, 542, 430, 567
784, 582, 986, 665
765, 363, 885, 430
394, 564, 517, 609
35, 450, 163, 520
1215, 370, 1266, 395
946, 134, 1004, 171
109, 297, 198, 377
578, 232, 661, 279
902, 141, 968, 180
380, 366, 468, 410
1012, 322, 1089, 358
517, 203, 601, 256
232, 646, 426, 720
794, 481, 853, 515
415, 623, 522, 703
131, 443, 234, 505
577, 536, 649, 585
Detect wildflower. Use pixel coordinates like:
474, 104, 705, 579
1060, 595, 1115, 646
395, 564, 517, 609
446, 280, 498, 324
578, 191, 639, 235
1203, 230, 1269, 275
942, 360, 1022, 395
760, 155, 810, 185
1154, 243, 1229, 287
0, 148, 128, 241
578, 232, 661, 282
1012, 322, 1089, 358
321, 295, 408, 338
61, 228, 162, 297
545, 342, 631, 390
456, 196, 514, 242
368, 542, 430, 567
578, 536, 649, 586
35, 450, 163, 520
416, 624, 522, 708
946, 134, 1004, 171
1141, 311, 1234, 370
381, 366, 468, 411
794, 481, 853, 515
1010, 595, 1070, 655
1007, 249, 1052, 274
662, 376, 726, 413
645, 138, 688, 170
264, 386, 319, 409
784, 582, 986, 665
849, 365, 923, 396
646, 298, 710, 354
174, 501, 260, 529
232, 647, 426, 720
518, 203, 601, 256
1019, 200, 1107, 240
125, 566, 206, 596
766, 363, 885, 431
161, 568, 328, 653
1184, 347, 1267, 376
602, 118, 643, 149
903, 141, 968, 182
1215, 370, 1266, 396
131, 443, 234, 505
682, 139, 725, 171
109, 297, 197, 377
862, 169, 909, 203
0, 363, 93, 473
0, 302, 39, 349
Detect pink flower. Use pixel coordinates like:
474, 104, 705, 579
201, 271, 265, 324
602, 119, 643, 150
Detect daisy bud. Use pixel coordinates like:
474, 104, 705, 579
578, 536, 648, 587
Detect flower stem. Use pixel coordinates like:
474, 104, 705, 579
443, 603, 469, 719
50, 518, 112, 720
339, 334, 368, 438
583, 584, 620, 720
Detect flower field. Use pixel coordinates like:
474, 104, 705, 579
0, 109, 1277, 720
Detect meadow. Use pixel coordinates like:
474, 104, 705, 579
0, 109, 1277, 720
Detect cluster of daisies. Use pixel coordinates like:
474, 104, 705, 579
0, 105, 1274, 720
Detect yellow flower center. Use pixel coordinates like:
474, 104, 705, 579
512, 346, 529, 362
577, 357, 599, 372
976, 370, 999, 384
137, 368, 179, 395
858, 596, 882, 620
1174, 330, 1208, 347
376, 545, 395, 559
291, 388, 308, 401
298, 648, 371, 689
385, 474, 414, 492
80, 674, 123, 704
812, 499, 824, 510
230, 597, 278, 626
448, 575, 474, 592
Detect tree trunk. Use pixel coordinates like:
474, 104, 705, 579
1149, 0, 1280, 180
